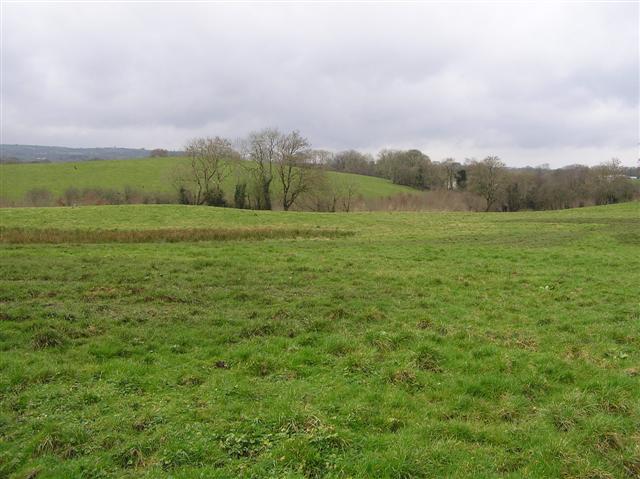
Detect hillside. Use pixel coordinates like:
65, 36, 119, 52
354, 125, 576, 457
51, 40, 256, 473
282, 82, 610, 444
0, 156, 415, 203
0, 144, 183, 163
1, 202, 638, 477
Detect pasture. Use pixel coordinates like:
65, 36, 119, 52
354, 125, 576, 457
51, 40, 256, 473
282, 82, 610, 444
0, 202, 639, 478
0, 157, 414, 204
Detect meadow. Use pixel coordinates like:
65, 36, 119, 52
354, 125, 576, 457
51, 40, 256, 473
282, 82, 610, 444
0, 202, 639, 478
0, 157, 414, 204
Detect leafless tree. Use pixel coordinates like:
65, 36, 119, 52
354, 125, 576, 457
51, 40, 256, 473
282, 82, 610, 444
467, 156, 505, 211
309, 149, 334, 166
243, 128, 280, 210
297, 170, 334, 211
442, 158, 458, 190
336, 180, 359, 212
175, 137, 236, 205
590, 158, 634, 205
243, 128, 319, 211
275, 131, 313, 211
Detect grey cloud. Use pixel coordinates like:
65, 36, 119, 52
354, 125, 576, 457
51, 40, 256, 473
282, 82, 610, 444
1, 2, 638, 166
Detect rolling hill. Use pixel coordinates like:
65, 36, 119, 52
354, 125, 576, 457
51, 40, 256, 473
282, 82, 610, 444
0, 144, 183, 163
0, 156, 415, 204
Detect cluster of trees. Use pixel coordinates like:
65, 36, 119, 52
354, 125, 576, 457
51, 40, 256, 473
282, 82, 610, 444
173, 137, 238, 206
424, 156, 637, 211
172, 129, 637, 212
172, 129, 358, 212
322, 149, 463, 190
486, 159, 638, 211
150, 148, 169, 157
242, 129, 317, 211
319, 149, 637, 211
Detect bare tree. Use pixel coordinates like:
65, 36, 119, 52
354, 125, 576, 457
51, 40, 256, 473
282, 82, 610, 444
591, 158, 635, 205
294, 172, 357, 212
331, 150, 376, 176
275, 131, 312, 211
339, 181, 359, 212
467, 156, 505, 211
442, 158, 458, 190
297, 169, 335, 212
309, 149, 334, 166
243, 128, 280, 210
243, 129, 319, 211
176, 137, 236, 205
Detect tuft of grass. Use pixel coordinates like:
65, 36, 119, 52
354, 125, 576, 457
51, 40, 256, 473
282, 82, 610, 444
31, 328, 66, 349
414, 345, 443, 372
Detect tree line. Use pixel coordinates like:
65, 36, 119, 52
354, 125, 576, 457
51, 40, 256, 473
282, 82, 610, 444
9, 128, 638, 210
316, 149, 639, 211
172, 128, 638, 212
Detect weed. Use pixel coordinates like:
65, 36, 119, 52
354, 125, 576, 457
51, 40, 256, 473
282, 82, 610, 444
31, 328, 65, 349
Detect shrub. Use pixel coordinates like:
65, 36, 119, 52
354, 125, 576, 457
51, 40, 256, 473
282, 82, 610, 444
57, 186, 176, 206
203, 188, 226, 207
141, 191, 176, 204
59, 187, 81, 206
124, 185, 143, 204
363, 191, 476, 212
24, 188, 54, 207
234, 182, 247, 209
178, 186, 191, 205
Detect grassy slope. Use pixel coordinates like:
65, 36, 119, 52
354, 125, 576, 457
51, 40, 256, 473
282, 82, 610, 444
0, 157, 414, 201
0, 202, 639, 478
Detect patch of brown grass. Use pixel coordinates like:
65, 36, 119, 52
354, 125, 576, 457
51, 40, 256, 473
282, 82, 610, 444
0, 227, 354, 244
362, 190, 480, 211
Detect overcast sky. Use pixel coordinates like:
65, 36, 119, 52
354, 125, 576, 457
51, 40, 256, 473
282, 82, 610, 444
1, 2, 638, 167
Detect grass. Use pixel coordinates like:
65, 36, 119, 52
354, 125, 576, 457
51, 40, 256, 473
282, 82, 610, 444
0, 201, 639, 478
0, 226, 354, 244
0, 157, 414, 202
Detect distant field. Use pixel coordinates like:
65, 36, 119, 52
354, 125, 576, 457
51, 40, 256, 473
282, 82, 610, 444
1, 202, 639, 478
0, 157, 414, 202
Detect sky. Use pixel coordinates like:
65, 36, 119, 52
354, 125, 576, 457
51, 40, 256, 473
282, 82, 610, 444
1, 2, 638, 167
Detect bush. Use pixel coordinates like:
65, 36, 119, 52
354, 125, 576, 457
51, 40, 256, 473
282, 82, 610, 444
24, 188, 54, 207
56, 186, 176, 206
59, 187, 81, 206
203, 188, 226, 207
124, 185, 143, 204
178, 186, 191, 205
234, 183, 247, 209
362, 190, 475, 212
141, 191, 176, 204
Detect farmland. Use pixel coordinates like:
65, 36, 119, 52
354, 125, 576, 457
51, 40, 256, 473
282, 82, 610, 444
0, 202, 639, 478
0, 157, 414, 204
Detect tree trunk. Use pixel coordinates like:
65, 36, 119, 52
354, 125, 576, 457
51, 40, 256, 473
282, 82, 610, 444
262, 180, 272, 210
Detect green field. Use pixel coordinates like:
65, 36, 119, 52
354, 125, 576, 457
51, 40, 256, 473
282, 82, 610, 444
1, 202, 639, 478
0, 157, 414, 203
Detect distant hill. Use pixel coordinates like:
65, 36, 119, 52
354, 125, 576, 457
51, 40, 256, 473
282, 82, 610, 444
0, 144, 184, 163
